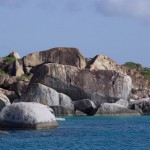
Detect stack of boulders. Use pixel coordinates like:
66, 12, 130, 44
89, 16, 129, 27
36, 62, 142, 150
0, 47, 150, 122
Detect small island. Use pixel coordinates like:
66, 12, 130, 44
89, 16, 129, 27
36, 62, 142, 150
0, 47, 150, 130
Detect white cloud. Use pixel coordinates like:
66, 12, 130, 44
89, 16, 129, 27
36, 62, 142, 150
94, 0, 150, 21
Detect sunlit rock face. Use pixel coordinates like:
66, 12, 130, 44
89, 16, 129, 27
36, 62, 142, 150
0, 102, 58, 130
96, 103, 141, 116
31, 63, 132, 106
21, 83, 74, 110
86, 54, 126, 74
0, 90, 10, 111
23, 47, 86, 69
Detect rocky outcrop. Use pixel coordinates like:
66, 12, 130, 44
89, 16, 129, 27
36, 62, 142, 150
23, 47, 86, 69
8, 51, 20, 59
126, 69, 150, 99
86, 54, 150, 99
129, 98, 150, 115
13, 60, 24, 76
0, 102, 58, 130
115, 99, 129, 108
50, 106, 75, 116
31, 63, 132, 106
0, 88, 17, 103
86, 54, 126, 74
96, 103, 141, 116
21, 83, 74, 109
0, 90, 10, 111
0, 74, 9, 86
1, 76, 29, 98
73, 99, 97, 116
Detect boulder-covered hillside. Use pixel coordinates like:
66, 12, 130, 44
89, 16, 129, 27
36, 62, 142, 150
0, 47, 150, 116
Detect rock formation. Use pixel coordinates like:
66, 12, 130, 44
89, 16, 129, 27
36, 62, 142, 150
23, 47, 86, 69
1, 47, 150, 116
21, 83, 74, 108
0, 102, 58, 129
73, 99, 98, 116
0, 90, 10, 111
86, 54, 125, 74
96, 103, 141, 116
31, 63, 132, 106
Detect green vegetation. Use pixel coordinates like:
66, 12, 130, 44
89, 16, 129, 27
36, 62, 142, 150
123, 62, 150, 80
123, 62, 142, 70
22, 74, 32, 80
0, 69, 6, 75
17, 74, 32, 81
3, 56, 15, 63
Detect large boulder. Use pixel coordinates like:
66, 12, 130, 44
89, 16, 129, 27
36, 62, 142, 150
31, 63, 132, 106
0, 74, 9, 87
0, 90, 10, 111
50, 106, 75, 116
12, 60, 24, 77
115, 99, 129, 108
129, 98, 150, 115
23, 47, 86, 69
21, 83, 60, 106
8, 51, 20, 59
73, 99, 97, 116
21, 83, 74, 109
86, 54, 126, 74
0, 88, 18, 103
0, 102, 58, 130
96, 103, 141, 116
126, 68, 150, 99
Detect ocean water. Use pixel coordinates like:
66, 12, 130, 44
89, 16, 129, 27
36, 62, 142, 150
0, 116, 150, 150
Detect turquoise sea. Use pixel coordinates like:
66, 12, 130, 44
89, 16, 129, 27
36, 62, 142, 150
0, 116, 150, 150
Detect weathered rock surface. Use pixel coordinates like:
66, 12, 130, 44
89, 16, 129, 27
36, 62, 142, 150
0, 88, 18, 103
50, 106, 75, 116
126, 69, 150, 99
21, 83, 74, 109
8, 51, 20, 59
13, 60, 24, 76
0, 102, 58, 130
0, 74, 9, 86
59, 93, 74, 109
129, 98, 150, 115
115, 99, 129, 108
0, 90, 10, 111
73, 99, 97, 116
96, 103, 141, 116
31, 63, 132, 106
87, 55, 125, 74
23, 47, 86, 69
21, 83, 60, 106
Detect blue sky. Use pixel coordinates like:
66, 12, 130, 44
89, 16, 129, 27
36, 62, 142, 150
0, 0, 150, 67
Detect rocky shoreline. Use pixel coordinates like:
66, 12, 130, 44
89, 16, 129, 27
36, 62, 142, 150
0, 48, 150, 129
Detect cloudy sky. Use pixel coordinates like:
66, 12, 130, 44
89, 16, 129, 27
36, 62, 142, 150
0, 0, 150, 67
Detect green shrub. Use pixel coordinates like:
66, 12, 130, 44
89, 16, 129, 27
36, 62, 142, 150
140, 70, 150, 80
0, 69, 6, 75
17, 74, 32, 81
3, 56, 15, 63
123, 62, 142, 70
124, 62, 150, 80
